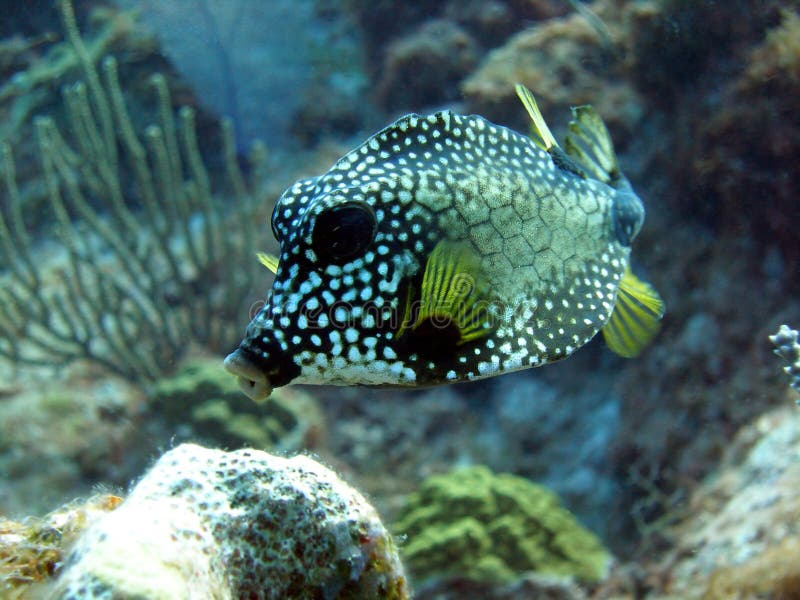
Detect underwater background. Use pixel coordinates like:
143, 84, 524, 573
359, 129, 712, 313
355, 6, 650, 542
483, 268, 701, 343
0, 0, 799, 598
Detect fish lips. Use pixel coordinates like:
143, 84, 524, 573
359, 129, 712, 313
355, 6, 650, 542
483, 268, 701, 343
223, 333, 302, 402
223, 348, 274, 403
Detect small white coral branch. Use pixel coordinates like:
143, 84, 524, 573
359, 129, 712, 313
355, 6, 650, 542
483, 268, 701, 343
770, 324, 800, 399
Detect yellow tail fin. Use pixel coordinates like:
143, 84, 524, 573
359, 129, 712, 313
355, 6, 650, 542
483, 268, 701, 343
602, 268, 664, 357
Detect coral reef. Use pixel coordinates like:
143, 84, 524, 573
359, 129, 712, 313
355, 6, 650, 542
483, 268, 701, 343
148, 357, 325, 451
0, 376, 145, 517
472, 369, 621, 539
321, 384, 483, 509
314, 366, 626, 567
703, 537, 800, 600
651, 406, 800, 599
625, 0, 785, 102
461, 1, 642, 143
41, 443, 408, 599
0, 4, 155, 145
321, 362, 623, 544
1, 0, 799, 598
343, 0, 452, 72
0, 0, 270, 382
392, 465, 611, 586
0, 493, 122, 596
347, 0, 567, 67
745, 8, 800, 83
376, 19, 478, 110
476, 0, 800, 555
607, 232, 798, 547
416, 572, 588, 600
442, 0, 516, 48
349, 0, 569, 113
686, 7, 800, 268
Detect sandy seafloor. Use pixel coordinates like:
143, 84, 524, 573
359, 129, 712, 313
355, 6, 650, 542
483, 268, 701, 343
1, 0, 799, 598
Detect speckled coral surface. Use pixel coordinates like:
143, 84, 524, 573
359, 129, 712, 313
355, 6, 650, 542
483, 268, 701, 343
48, 443, 408, 599
661, 406, 800, 598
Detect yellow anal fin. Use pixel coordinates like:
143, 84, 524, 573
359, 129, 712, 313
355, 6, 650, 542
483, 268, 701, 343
400, 240, 492, 344
515, 84, 558, 152
256, 251, 279, 274
602, 268, 665, 358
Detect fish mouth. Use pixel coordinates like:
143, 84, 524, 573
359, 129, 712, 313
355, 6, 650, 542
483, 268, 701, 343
223, 348, 273, 403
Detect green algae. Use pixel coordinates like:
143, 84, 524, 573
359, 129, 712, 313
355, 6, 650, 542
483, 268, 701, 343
393, 465, 611, 584
149, 357, 324, 451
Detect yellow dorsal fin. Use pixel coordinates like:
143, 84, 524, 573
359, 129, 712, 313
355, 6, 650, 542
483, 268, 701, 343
256, 252, 279, 274
515, 84, 558, 152
398, 241, 492, 344
602, 267, 665, 358
564, 105, 619, 184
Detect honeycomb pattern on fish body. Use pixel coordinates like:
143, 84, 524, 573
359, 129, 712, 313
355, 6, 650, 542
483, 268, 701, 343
239, 111, 631, 390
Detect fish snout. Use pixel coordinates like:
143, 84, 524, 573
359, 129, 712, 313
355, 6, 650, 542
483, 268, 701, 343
223, 348, 273, 402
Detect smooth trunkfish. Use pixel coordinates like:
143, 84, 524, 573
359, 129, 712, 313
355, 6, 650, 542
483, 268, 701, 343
224, 85, 664, 402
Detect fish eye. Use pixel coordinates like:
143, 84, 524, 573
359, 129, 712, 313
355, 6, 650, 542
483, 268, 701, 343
311, 202, 377, 263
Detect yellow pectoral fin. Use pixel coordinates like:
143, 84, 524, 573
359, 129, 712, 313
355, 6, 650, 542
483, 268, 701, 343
256, 252, 279, 274
407, 240, 492, 344
602, 268, 665, 358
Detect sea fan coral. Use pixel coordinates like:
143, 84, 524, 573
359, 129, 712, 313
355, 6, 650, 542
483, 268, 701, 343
0, 0, 267, 381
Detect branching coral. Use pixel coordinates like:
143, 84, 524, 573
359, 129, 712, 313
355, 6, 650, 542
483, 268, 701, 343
771, 324, 800, 395
0, 0, 267, 381
0, 6, 146, 144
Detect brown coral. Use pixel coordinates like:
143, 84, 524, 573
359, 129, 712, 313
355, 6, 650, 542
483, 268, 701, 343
377, 19, 478, 110
648, 406, 800, 599
462, 2, 642, 146
743, 9, 800, 85
691, 8, 800, 269
703, 537, 800, 600
0, 494, 122, 596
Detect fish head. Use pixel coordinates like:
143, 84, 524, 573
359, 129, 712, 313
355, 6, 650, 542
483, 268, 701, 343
224, 128, 447, 401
